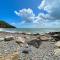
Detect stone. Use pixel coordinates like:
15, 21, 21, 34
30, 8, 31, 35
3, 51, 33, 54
43, 56, 49, 60
27, 40, 41, 48
33, 33, 40, 36
22, 50, 29, 54
4, 36, 14, 41
26, 32, 32, 35
21, 45, 30, 54
21, 32, 26, 35
40, 35, 49, 41
15, 37, 25, 44
54, 49, 60, 56
49, 32, 60, 35
55, 41, 60, 47
52, 34, 60, 41
0, 38, 4, 42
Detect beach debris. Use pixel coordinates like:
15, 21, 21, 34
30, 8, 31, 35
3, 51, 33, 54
4, 36, 14, 41
54, 49, 60, 56
55, 41, 60, 48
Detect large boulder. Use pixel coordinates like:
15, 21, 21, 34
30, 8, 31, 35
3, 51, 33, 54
4, 36, 14, 41
27, 35, 41, 48
55, 41, 60, 47
15, 37, 25, 44
27, 39, 41, 48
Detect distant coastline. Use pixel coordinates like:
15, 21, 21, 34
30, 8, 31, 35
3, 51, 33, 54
0, 20, 16, 28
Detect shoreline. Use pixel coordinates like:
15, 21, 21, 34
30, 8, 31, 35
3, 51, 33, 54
1, 28, 60, 34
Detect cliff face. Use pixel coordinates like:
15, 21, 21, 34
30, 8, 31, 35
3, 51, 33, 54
0, 20, 16, 28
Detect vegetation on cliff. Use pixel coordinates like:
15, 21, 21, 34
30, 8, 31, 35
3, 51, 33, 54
0, 20, 16, 28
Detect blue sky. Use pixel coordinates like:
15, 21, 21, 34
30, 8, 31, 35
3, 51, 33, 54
0, 0, 60, 28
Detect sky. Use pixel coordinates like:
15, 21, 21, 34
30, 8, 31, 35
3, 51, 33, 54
0, 0, 60, 28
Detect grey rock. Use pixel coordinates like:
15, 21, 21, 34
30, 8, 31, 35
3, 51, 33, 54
4, 36, 14, 41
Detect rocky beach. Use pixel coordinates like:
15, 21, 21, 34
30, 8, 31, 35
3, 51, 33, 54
0, 32, 60, 60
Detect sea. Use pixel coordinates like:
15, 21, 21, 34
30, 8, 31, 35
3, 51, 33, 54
0, 28, 60, 34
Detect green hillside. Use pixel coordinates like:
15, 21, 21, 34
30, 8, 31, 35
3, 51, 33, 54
0, 20, 16, 28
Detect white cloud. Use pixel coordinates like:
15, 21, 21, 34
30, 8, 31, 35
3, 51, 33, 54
38, 0, 60, 20
14, 11, 20, 16
15, 8, 49, 24
14, 8, 35, 23
14, 0, 60, 28
15, 8, 60, 28
38, 0, 46, 10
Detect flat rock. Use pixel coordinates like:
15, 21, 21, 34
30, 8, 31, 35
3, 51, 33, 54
40, 36, 49, 41
55, 41, 60, 47
4, 36, 14, 41
15, 37, 25, 44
